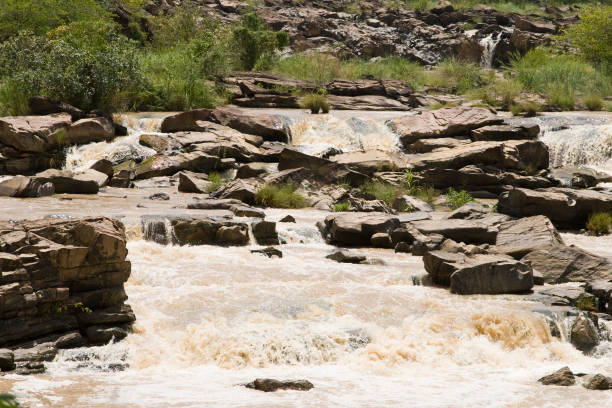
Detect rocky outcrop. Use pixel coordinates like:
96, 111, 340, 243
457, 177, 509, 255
0, 217, 134, 373
142, 216, 251, 246
523, 245, 612, 283
321, 212, 400, 246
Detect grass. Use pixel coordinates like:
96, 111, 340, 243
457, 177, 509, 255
472, 78, 522, 109
444, 188, 473, 209
0, 394, 20, 408
586, 212, 612, 235
205, 171, 226, 193
575, 293, 598, 312
299, 93, 330, 114
428, 59, 483, 94
255, 184, 306, 208
583, 94, 604, 111
360, 181, 405, 206
547, 86, 575, 111
333, 202, 351, 212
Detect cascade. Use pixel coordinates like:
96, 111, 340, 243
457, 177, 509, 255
479, 32, 503, 69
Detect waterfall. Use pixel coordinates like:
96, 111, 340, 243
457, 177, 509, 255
479, 32, 503, 68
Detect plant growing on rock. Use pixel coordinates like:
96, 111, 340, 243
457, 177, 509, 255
586, 212, 612, 235
360, 181, 404, 206
299, 93, 330, 114
0, 395, 20, 408
444, 188, 473, 210
255, 184, 306, 208
333, 202, 350, 212
205, 172, 226, 193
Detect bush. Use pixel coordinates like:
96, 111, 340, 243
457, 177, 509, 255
255, 184, 306, 208
583, 94, 604, 111
428, 59, 483, 94
299, 93, 330, 114
477, 79, 523, 108
205, 172, 226, 193
445, 188, 473, 209
360, 181, 405, 206
334, 202, 351, 212
0, 394, 20, 408
563, 6, 612, 68
232, 10, 289, 70
586, 212, 612, 235
547, 86, 575, 111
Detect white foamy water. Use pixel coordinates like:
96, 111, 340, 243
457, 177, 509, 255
3, 215, 612, 407
479, 32, 503, 69
289, 115, 401, 155
63, 113, 165, 172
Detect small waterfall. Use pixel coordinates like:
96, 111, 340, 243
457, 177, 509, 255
479, 32, 503, 68
289, 115, 401, 156
141, 215, 175, 246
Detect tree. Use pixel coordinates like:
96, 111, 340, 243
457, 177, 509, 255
564, 6, 612, 69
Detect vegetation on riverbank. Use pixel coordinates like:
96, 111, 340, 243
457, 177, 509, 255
0, 0, 609, 114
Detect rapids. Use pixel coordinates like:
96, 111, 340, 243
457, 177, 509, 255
1, 111, 612, 407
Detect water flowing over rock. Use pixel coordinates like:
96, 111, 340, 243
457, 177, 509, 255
539, 367, 576, 386
0, 217, 134, 372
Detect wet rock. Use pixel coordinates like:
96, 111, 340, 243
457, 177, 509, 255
245, 378, 314, 392
278, 148, 368, 186
583, 374, 612, 390
66, 117, 115, 145
13, 344, 57, 362
370, 232, 393, 248
326, 250, 366, 264
215, 225, 249, 246
177, 171, 210, 194
322, 212, 400, 246
394, 242, 412, 253
251, 220, 279, 245
279, 215, 296, 223
0, 349, 15, 371
55, 332, 87, 349
538, 367, 575, 386
522, 245, 612, 283
148, 192, 170, 201
210, 107, 289, 142
86, 325, 130, 345
423, 250, 533, 294
571, 313, 599, 352
230, 204, 265, 218
250, 247, 283, 258
14, 361, 46, 375
470, 124, 539, 141
585, 280, 612, 313
210, 179, 259, 204
139, 133, 173, 153
28, 96, 84, 120
160, 109, 212, 133
387, 107, 503, 147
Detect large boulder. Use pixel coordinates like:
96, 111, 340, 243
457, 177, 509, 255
0, 217, 133, 357
423, 250, 534, 294
322, 212, 400, 246
522, 245, 612, 283
164, 216, 250, 246
570, 313, 599, 352
33, 169, 100, 194
498, 188, 612, 228
471, 124, 539, 141
278, 148, 368, 186
28, 96, 84, 120
387, 107, 503, 147
177, 171, 210, 194
0, 113, 72, 153
210, 107, 289, 142
410, 218, 498, 245
66, 117, 115, 145
160, 109, 212, 133
327, 95, 410, 111
0, 176, 54, 197
538, 367, 575, 386
495, 215, 562, 258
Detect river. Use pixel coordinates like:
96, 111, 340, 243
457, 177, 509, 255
1, 110, 612, 407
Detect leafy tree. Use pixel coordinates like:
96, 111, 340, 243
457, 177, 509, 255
232, 10, 289, 70
563, 6, 612, 69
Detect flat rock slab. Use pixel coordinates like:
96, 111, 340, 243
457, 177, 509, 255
410, 218, 498, 244
495, 215, 562, 258
323, 212, 400, 246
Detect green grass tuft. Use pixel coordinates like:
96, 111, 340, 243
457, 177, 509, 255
205, 171, 226, 193
333, 202, 351, 212
586, 212, 612, 235
444, 188, 473, 210
255, 184, 306, 208
583, 94, 604, 111
299, 93, 330, 114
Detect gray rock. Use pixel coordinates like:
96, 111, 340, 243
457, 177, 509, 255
583, 374, 611, 390
495, 215, 562, 258
86, 325, 129, 345
410, 219, 498, 245
279, 215, 296, 223
177, 171, 210, 194
0, 348, 15, 371
215, 225, 249, 246
245, 378, 314, 392
252, 220, 279, 245
230, 205, 265, 218
392, 195, 433, 212
370, 232, 393, 248
250, 247, 283, 258
326, 250, 366, 264
522, 245, 612, 283
571, 313, 599, 352
323, 212, 400, 246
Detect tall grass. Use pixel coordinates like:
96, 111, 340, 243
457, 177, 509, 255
255, 184, 306, 208
428, 59, 483, 94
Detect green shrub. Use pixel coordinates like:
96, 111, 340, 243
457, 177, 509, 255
299, 93, 330, 114
255, 184, 306, 208
509, 104, 522, 116
575, 293, 598, 312
547, 86, 575, 111
563, 6, 612, 68
205, 172, 226, 193
428, 59, 483, 94
334, 202, 351, 212
444, 188, 473, 210
521, 100, 541, 117
232, 10, 289, 70
0, 394, 20, 408
583, 94, 604, 111
586, 212, 612, 235
360, 181, 405, 206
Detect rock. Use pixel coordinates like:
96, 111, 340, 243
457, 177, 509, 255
86, 325, 129, 344
471, 124, 539, 141
90, 159, 114, 179
585, 280, 612, 312
0, 217, 132, 350
326, 250, 366, 264
327, 95, 410, 111
331, 151, 407, 175
0, 175, 55, 197
251, 220, 279, 245
423, 250, 533, 294
323, 213, 400, 246
33, 169, 100, 194
230, 205, 265, 218
538, 367, 576, 386
392, 195, 433, 212
245, 378, 314, 392
28, 96, 84, 120
177, 171, 210, 194
108, 169, 133, 188
75, 168, 109, 188
522, 245, 612, 283
280, 215, 296, 223
133, 152, 230, 180
0, 113, 72, 152
391, 224, 429, 246
14, 361, 45, 375
278, 148, 368, 186
370, 232, 393, 248
406, 137, 471, 153
236, 162, 272, 179
160, 109, 212, 133
166, 217, 250, 246
148, 192, 170, 201
410, 219, 498, 245
410, 141, 504, 171
498, 188, 612, 228
387, 107, 503, 147
495, 216, 562, 258
515, 17, 556, 34
186, 198, 244, 210
250, 247, 283, 258
66, 117, 115, 145
139, 133, 173, 153
216, 225, 249, 246
210, 179, 258, 204
210, 107, 289, 142
0, 349, 15, 371
584, 374, 611, 390
13, 344, 57, 362
55, 332, 86, 349
571, 313, 599, 352
394, 242, 411, 253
